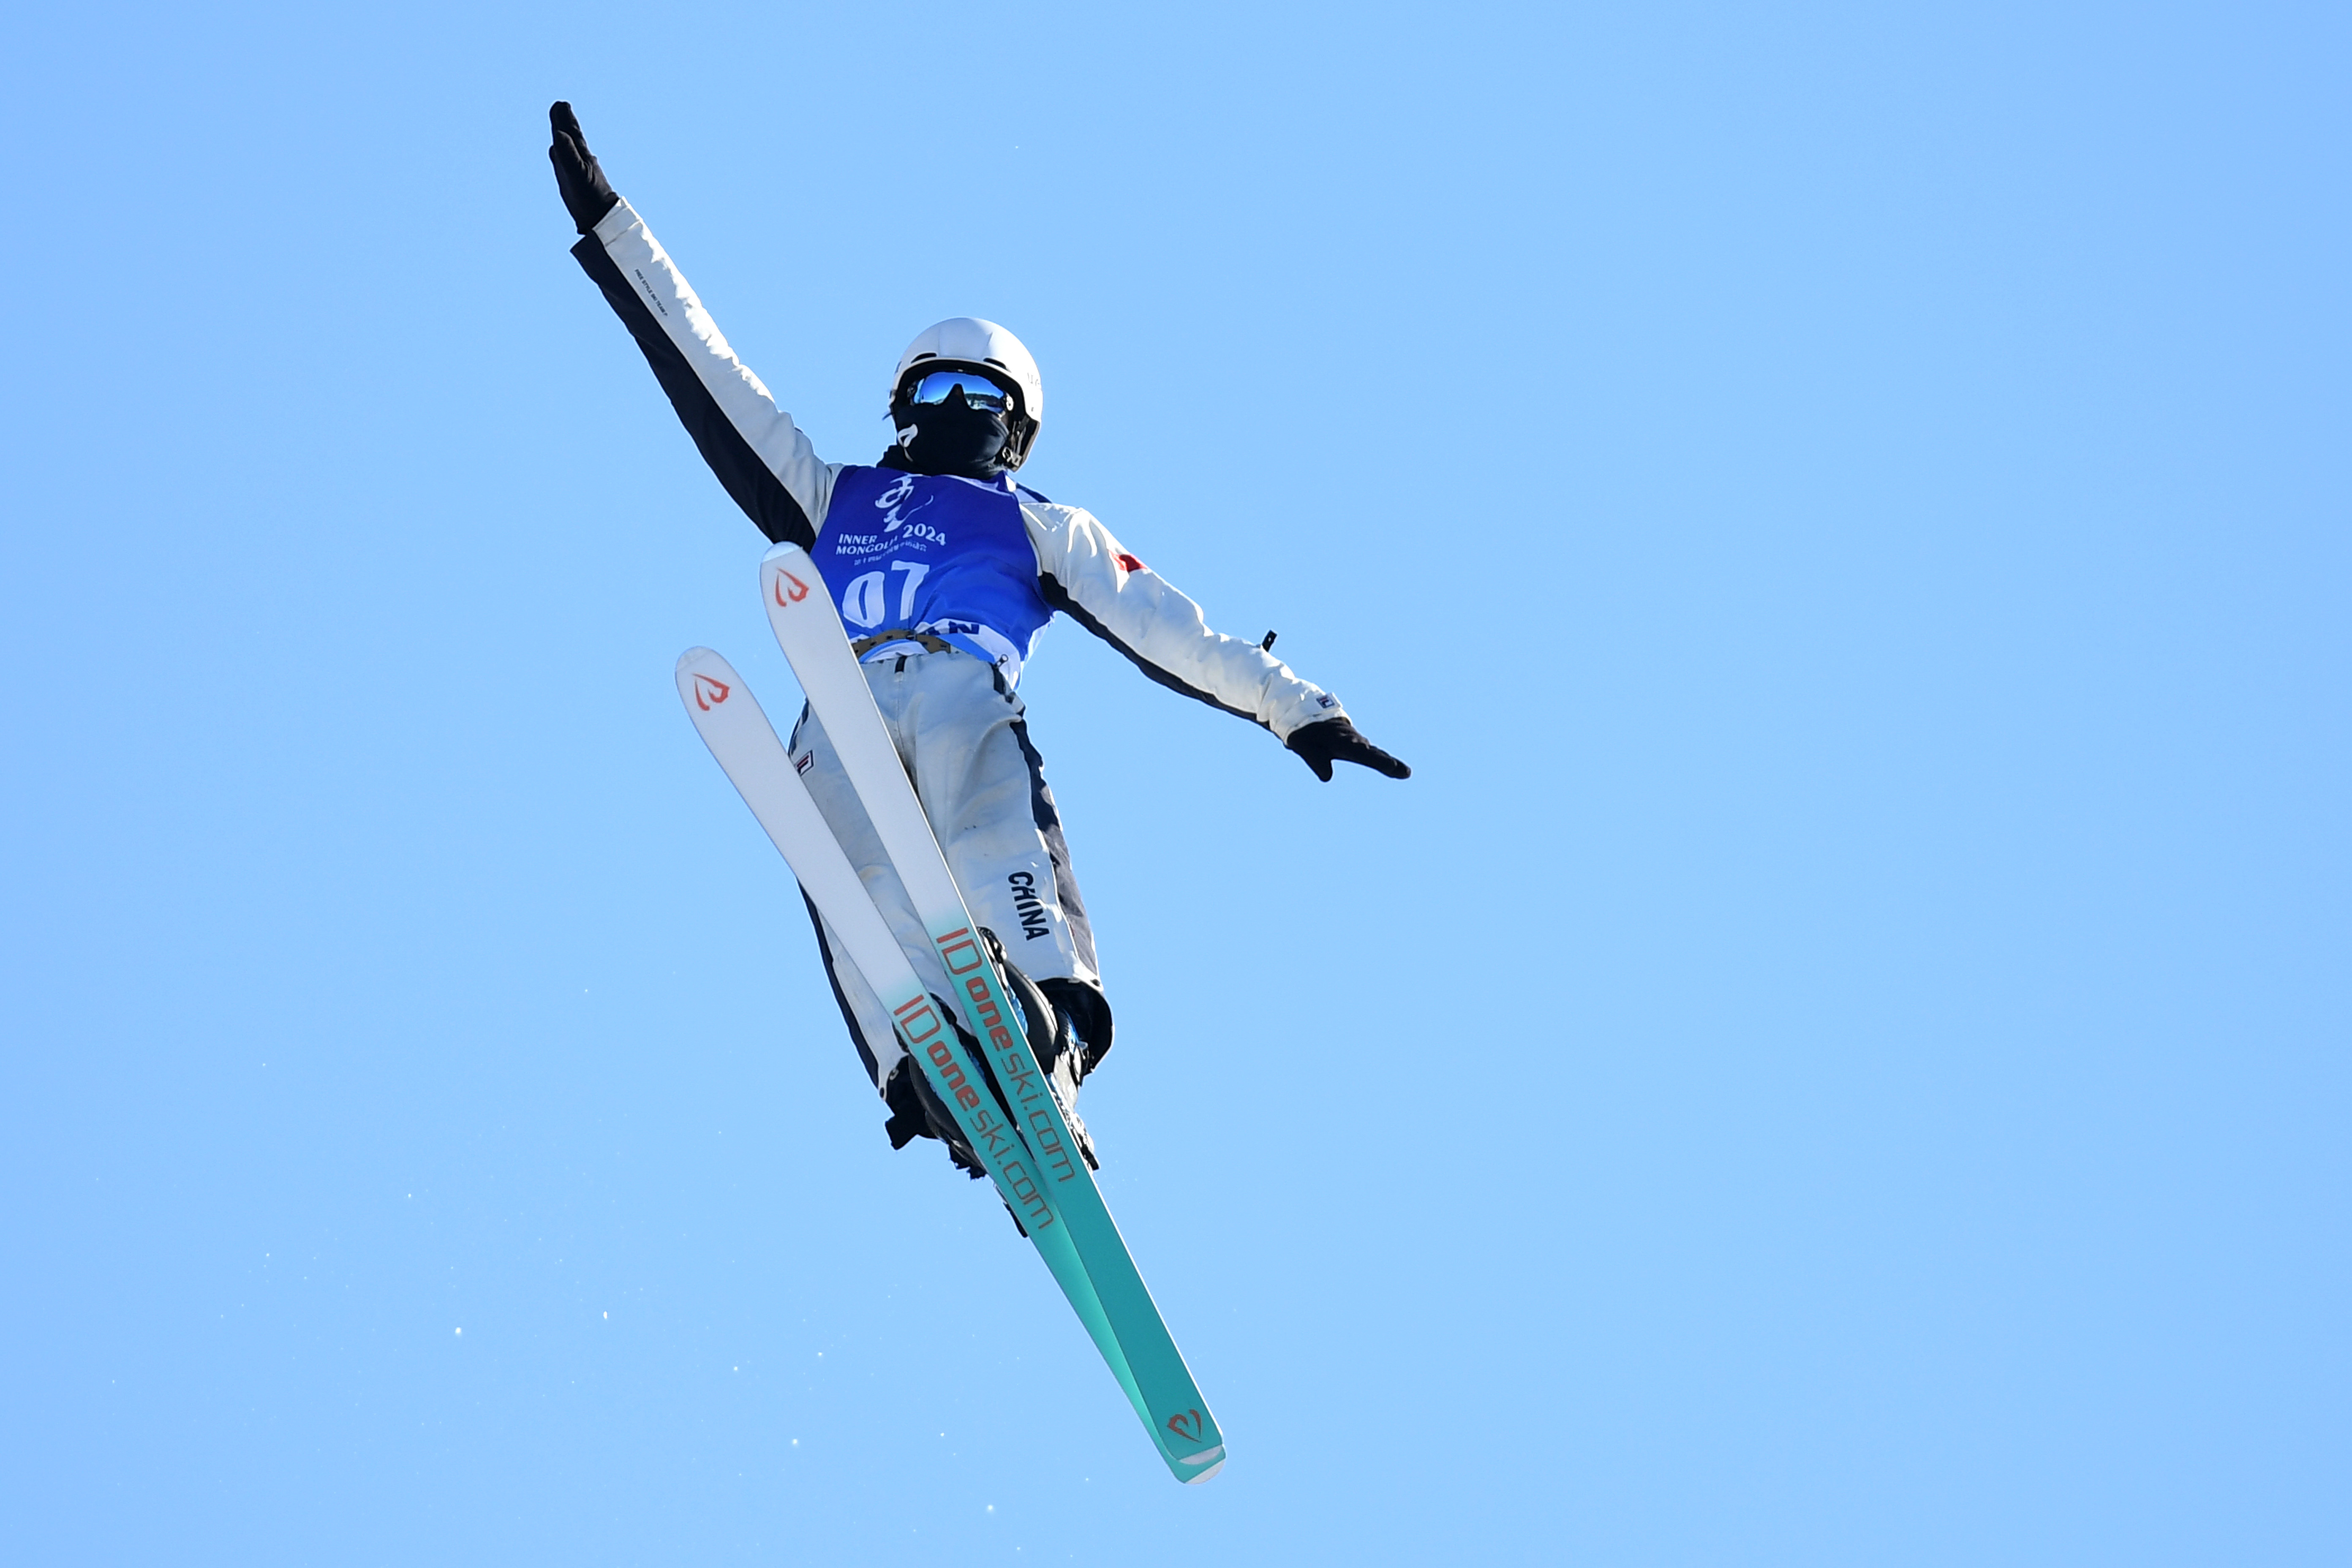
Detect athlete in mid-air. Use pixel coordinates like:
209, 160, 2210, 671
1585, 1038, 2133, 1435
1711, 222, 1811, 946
548, 102, 1409, 1176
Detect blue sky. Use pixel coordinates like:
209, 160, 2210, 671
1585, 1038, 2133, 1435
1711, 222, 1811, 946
2, 2, 2345, 1563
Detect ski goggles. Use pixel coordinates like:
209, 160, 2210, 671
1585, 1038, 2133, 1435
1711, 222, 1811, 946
904, 369, 1016, 413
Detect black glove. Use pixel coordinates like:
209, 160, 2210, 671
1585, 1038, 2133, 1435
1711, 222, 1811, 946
1285, 717, 1411, 782
547, 101, 619, 234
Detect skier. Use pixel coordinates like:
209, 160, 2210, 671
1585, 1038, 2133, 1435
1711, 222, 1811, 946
548, 102, 1409, 1175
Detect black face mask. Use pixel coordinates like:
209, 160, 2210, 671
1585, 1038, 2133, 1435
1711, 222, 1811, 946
888, 395, 1010, 479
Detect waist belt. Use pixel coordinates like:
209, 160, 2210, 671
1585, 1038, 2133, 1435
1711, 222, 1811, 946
849, 627, 954, 657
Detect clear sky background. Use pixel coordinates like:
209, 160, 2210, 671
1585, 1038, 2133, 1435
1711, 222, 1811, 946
2, 2, 2345, 1563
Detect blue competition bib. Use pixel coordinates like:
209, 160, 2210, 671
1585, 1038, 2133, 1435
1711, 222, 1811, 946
812, 467, 1054, 681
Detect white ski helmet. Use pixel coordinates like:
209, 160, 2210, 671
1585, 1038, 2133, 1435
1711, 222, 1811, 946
890, 317, 1044, 469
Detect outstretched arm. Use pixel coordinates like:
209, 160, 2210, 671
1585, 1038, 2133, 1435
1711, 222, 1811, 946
1024, 502, 1410, 782
549, 102, 832, 546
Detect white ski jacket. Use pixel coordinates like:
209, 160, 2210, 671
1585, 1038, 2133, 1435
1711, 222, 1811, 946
572, 198, 1348, 741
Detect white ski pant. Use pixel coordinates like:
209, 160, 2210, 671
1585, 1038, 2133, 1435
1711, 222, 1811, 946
786, 647, 1101, 1092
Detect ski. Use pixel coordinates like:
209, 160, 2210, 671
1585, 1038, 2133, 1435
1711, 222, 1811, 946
757, 543, 1226, 1483
671, 647, 1157, 1431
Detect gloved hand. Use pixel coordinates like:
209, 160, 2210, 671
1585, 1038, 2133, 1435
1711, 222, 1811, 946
547, 101, 619, 234
1285, 717, 1411, 782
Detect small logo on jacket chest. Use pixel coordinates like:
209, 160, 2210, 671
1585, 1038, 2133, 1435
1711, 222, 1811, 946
876, 474, 947, 547
830, 475, 952, 560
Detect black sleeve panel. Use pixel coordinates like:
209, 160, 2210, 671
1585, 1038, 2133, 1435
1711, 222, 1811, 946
569, 235, 816, 548
1037, 573, 1273, 732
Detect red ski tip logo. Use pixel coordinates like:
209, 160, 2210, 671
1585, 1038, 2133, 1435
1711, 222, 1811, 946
772, 568, 811, 607
1166, 1409, 1204, 1444
691, 672, 730, 710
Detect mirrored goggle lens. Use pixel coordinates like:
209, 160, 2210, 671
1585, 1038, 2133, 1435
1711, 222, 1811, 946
907, 370, 1014, 411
